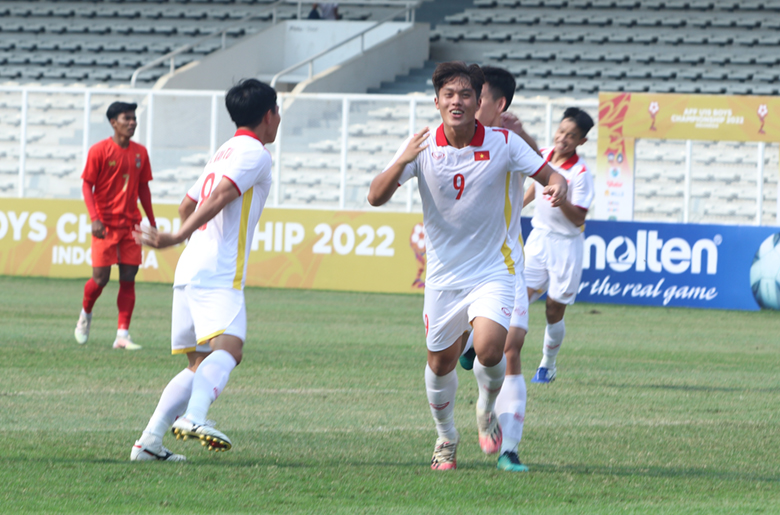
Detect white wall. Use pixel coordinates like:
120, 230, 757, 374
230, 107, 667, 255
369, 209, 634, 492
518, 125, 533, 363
290, 23, 429, 95
160, 21, 423, 93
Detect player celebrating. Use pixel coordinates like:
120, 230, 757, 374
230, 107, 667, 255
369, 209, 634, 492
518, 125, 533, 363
458, 65, 541, 471
74, 101, 155, 350
129, 79, 279, 461
524, 108, 595, 384
368, 62, 567, 472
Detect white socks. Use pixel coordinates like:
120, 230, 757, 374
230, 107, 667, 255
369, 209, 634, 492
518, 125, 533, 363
142, 368, 195, 441
539, 319, 565, 370
496, 374, 527, 455
184, 350, 237, 425
473, 355, 506, 413
425, 364, 459, 441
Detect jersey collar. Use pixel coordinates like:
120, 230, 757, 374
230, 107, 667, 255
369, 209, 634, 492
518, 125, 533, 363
544, 149, 579, 170
234, 129, 261, 141
435, 120, 486, 148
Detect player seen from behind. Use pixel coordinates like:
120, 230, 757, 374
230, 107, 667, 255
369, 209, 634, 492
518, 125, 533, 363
129, 79, 278, 461
74, 101, 155, 351
368, 61, 567, 472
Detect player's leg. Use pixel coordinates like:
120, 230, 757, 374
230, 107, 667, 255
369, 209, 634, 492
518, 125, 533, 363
538, 298, 566, 380
424, 288, 470, 470
75, 266, 111, 344
132, 286, 205, 462
495, 276, 530, 472
466, 278, 513, 456
535, 234, 583, 383
172, 287, 246, 451
114, 228, 143, 350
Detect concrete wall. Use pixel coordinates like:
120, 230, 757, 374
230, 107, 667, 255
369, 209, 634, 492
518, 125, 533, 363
290, 23, 429, 95
160, 20, 422, 93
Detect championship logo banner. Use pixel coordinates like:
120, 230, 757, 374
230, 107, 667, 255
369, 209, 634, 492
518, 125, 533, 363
0, 199, 426, 295
595, 92, 780, 221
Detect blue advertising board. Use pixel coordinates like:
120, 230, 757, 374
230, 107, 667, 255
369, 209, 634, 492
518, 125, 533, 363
521, 218, 780, 311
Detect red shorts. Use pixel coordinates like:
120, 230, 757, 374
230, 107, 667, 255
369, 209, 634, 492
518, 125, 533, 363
91, 225, 142, 267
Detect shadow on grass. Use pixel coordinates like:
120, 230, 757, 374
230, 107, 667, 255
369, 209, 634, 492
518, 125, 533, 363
5, 456, 778, 483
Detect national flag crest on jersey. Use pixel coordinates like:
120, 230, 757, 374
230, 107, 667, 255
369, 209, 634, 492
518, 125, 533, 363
474, 151, 490, 161
135, 154, 142, 168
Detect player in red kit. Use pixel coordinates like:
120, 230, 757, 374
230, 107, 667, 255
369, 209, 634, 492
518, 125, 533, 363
74, 101, 155, 350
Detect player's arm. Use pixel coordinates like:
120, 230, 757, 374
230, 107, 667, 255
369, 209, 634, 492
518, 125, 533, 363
559, 201, 588, 227
502, 112, 540, 155
178, 195, 197, 224
136, 178, 240, 249
531, 165, 567, 208
523, 182, 535, 208
137, 181, 156, 228
367, 128, 429, 207
82, 180, 105, 239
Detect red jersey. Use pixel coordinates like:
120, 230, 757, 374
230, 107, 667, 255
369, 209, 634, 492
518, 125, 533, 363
81, 138, 153, 228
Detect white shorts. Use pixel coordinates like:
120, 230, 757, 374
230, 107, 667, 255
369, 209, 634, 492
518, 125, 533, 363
510, 271, 529, 330
525, 229, 584, 306
423, 276, 515, 352
171, 285, 246, 355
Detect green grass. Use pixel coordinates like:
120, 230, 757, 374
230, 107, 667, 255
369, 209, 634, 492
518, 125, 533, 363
1, 275, 779, 514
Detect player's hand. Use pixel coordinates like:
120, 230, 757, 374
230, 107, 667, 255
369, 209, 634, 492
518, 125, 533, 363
134, 224, 181, 249
92, 220, 105, 239
500, 112, 524, 134
399, 128, 430, 165
543, 182, 567, 208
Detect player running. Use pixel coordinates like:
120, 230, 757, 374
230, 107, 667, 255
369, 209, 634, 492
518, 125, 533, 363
458, 65, 542, 471
368, 62, 567, 472
129, 79, 279, 461
74, 101, 155, 350
524, 108, 595, 384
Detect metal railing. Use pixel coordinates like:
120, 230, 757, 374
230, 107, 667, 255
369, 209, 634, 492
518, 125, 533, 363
1, 85, 777, 226
269, 2, 419, 89
130, 0, 419, 89
130, 0, 287, 88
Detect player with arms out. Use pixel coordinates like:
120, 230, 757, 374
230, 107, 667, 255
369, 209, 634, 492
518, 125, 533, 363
74, 101, 155, 350
129, 79, 279, 461
523, 108, 595, 384
368, 62, 567, 472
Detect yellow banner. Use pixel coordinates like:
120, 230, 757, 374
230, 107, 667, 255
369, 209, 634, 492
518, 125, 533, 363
602, 92, 780, 142
0, 199, 426, 294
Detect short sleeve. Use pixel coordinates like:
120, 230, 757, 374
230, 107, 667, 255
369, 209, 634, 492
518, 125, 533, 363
139, 147, 152, 183
382, 136, 418, 186
186, 175, 202, 203
571, 165, 595, 211
81, 144, 102, 183
223, 147, 272, 195
507, 131, 545, 178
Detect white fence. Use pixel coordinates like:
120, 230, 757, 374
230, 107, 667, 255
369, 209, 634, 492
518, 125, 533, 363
0, 86, 777, 225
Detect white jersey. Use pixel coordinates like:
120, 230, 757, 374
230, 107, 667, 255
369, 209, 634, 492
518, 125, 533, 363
389, 121, 545, 290
174, 130, 273, 290
531, 147, 594, 237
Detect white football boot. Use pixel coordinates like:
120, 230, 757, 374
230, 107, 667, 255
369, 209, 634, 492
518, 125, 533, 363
74, 310, 92, 345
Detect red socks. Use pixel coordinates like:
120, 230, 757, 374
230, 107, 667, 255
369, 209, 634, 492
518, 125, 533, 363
117, 280, 136, 330
82, 278, 104, 313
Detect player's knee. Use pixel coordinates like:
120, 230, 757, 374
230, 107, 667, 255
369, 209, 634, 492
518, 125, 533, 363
92, 272, 110, 287
476, 346, 504, 367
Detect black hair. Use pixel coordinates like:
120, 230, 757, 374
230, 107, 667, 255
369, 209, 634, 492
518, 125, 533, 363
481, 66, 515, 111
106, 101, 137, 121
562, 107, 594, 138
432, 61, 485, 100
225, 78, 277, 128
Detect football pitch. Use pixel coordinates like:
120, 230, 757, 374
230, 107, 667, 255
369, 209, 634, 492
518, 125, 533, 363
1, 275, 779, 514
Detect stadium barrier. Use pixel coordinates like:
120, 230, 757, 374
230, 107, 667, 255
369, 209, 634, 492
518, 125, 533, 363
2, 198, 778, 311
597, 91, 780, 224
